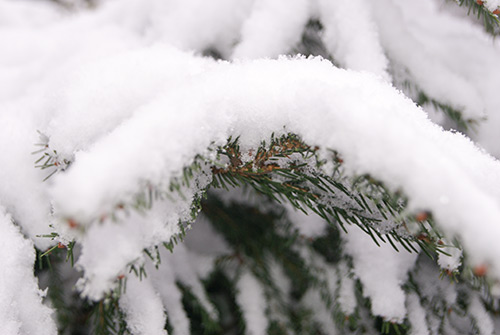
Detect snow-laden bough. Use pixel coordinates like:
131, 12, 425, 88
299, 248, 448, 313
45, 53, 500, 282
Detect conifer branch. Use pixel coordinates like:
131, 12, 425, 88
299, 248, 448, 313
454, 0, 500, 35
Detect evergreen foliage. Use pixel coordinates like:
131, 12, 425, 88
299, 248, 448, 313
34, 131, 498, 334
2, 0, 500, 334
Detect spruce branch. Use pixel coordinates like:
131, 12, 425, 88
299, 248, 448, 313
35, 132, 496, 335
33, 131, 72, 181
454, 0, 500, 35
210, 133, 449, 258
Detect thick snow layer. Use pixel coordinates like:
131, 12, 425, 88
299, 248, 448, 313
119, 276, 168, 335
43, 54, 500, 281
343, 225, 418, 321
406, 293, 429, 335
318, 0, 389, 80
0, 112, 54, 249
75, 201, 183, 300
2, 0, 500, 332
232, 0, 310, 59
0, 209, 57, 335
369, 0, 500, 155
369, 0, 487, 120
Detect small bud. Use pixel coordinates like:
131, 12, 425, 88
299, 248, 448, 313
417, 233, 431, 243
477, 0, 484, 5
57, 242, 65, 249
68, 219, 79, 228
493, 9, 500, 15
473, 264, 488, 277
415, 211, 429, 222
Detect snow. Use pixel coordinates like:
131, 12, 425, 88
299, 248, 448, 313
41, 54, 500, 282
369, 0, 500, 156
406, 293, 429, 335
232, 0, 310, 59
469, 293, 494, 335
318, 0, 390, 80
369, 0, 486, 121
1, 0, 500, 333
342, 224, 418, 321
0, 112, 54, 249
119, 275, 168, 335
166, 244, 218, 319
0, 209, 57, 335
413, 256, 458, 308
337, 262, 357, 316
286, 204, 327, 238
148, 251, 191, 335
75, 201, 181, 300
235, 270, 268, 335
302, 289, 338, 334
483, 0, 500, 12
437, 241, 462, 272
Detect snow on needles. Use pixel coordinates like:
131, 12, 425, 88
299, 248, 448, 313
343, 224, 418, 322
2, 0, 500, 332
0, 209, 57, 335
45, 53, 500, 278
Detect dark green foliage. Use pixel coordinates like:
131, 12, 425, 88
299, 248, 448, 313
454, 0, 500, 35
33, 132, 496, 335
211, 134, 449, 258
179, 283, 223, 335
202, 191, 333, 334
416, 91, 482, 133
36, 248, 93, 335
202, 193, 314, 300
201, 270, 246, 335
292, 19, 333, 61
311, 226, 342, 264
90, 296, 130, 335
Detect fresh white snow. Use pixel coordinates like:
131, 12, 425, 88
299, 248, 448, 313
1, 0, 500, 333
